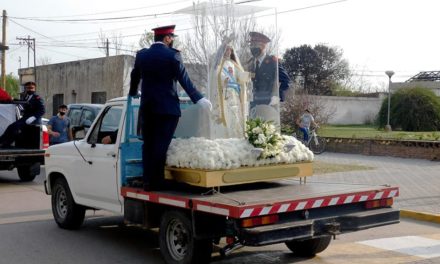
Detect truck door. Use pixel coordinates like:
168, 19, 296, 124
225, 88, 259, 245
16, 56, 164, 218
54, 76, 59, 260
74, 105, 123, 212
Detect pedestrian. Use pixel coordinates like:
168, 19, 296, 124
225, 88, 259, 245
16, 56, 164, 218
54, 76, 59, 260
296, 108, 317, 142
0, 81, 45, 148
47, 104, 72, 145
128, 24, 212, 191
248, 32, 290, 109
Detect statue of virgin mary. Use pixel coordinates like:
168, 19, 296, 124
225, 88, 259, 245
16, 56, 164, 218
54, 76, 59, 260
208, 38, 250, 139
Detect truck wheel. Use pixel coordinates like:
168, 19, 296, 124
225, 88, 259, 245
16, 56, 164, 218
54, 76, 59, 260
17, 163, 39, 182
51, 178, 85, 230
159, 210, 212, 264
285, 236, 332, 257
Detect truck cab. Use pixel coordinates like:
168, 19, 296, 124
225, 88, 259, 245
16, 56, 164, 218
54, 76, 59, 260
46, 98, 125, 213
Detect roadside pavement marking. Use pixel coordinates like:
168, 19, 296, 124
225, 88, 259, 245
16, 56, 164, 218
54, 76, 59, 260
401, 209, 440, 224
358, 236, 440, 259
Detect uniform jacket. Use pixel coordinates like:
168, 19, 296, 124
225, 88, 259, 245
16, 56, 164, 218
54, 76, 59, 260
252, 55, 290, 105
129, 43, 203, 116
22, 93, 45, 124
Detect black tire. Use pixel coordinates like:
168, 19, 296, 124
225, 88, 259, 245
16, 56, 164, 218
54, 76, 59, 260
17, 163, 39, 182
159, 210, 212, 264
51, 178, 86, 230
309, 137, 326, 154
285, 236, 332, 257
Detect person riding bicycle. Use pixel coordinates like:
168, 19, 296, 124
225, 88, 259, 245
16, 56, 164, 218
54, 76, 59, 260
296, 108, 317, 142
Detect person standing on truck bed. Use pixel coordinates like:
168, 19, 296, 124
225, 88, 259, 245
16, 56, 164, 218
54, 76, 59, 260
47, 104, 72, 145
0, 81, 45, 148
129, 24, 212, 191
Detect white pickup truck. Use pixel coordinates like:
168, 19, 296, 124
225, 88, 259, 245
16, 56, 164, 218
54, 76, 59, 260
0, 103, 48, 181
44, 96, 400, 264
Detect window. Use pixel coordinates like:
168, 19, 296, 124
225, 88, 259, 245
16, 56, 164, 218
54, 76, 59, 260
82, 109, 96, 124
68, 108, 82, 127
52, 94, 64, 116
88, 105, 123, 144
91, 92, 107, 104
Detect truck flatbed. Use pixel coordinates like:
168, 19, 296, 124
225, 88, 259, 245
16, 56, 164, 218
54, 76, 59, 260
122, 180, 399, 219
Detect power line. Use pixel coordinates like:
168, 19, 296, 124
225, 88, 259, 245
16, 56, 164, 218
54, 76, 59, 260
12, 0, 192, 19
7, 0, 262, 23
38, 46, 89, 59
277, 0, 348, 15
9, 18, 59, 41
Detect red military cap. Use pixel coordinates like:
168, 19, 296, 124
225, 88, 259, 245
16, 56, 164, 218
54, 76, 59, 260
249, 32, 271, 44
152, 25, 177, 36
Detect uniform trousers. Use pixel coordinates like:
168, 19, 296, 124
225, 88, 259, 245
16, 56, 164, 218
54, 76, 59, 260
0, 118, 28, 147
141, 113, 179, 189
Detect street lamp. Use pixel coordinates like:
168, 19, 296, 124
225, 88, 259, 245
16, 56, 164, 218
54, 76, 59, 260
385, 70, 394, 132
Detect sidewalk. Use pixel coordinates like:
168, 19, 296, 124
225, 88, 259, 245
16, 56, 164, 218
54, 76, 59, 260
313, 153, 440, 216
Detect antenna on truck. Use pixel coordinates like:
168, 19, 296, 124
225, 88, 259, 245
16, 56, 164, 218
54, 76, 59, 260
73, 140, 93, 165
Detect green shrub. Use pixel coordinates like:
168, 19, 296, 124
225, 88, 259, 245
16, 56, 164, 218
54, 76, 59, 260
377, 87, 440, 131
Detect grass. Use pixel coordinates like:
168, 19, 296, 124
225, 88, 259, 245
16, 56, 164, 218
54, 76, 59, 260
318, 125, 440, 141
313, 161, 375, 175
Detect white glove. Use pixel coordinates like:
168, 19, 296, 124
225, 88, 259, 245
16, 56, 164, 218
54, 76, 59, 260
196, 98, 212, 111
269, 96, 280, 106
25, 116, 36, 125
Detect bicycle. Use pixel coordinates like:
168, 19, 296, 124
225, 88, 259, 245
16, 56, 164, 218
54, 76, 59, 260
295, 127, 326, 154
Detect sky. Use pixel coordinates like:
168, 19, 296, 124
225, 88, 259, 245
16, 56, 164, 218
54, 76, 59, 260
2, 0, 439, 91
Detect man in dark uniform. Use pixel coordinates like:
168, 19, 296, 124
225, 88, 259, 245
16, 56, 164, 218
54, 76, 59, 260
248, 32, 290, 109
0, 81, 45, 148
129, 25, 212, 191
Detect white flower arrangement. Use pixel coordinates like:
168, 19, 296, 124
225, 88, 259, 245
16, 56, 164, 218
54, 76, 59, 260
245, 118, 283, 159
166, 135, 314, 170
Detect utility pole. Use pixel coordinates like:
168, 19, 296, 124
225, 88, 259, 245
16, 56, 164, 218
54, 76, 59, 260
106, 38, 109, 57
1, 10, 9, 90
17, 36, 36, 83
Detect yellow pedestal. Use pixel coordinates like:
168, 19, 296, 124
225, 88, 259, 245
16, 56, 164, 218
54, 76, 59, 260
165, 162, 313, 188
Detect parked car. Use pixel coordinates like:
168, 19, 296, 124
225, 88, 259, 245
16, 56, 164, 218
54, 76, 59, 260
67, 103, 103, 128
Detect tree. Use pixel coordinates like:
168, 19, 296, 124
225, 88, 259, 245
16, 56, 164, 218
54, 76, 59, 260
38, 56, 52, 66
138, 31, 154, 49
97, 30, 123, 56
5, 73, 20, 99
282, 44, 350, 95
280, 88, 336, 134
377, 87, 440, 131
177, 0, 280, 91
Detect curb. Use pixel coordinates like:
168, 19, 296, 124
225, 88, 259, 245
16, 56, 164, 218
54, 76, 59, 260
400, 209, 440, 224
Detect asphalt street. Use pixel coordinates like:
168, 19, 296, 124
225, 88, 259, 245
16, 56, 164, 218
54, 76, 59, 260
0, 153, 439, 264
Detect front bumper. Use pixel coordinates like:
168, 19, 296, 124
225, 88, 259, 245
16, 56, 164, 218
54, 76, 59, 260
240, 207, 400, 246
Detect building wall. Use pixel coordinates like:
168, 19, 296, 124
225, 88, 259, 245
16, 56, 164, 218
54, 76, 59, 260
319, 95, 383, 125
19, 55, 134, 117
